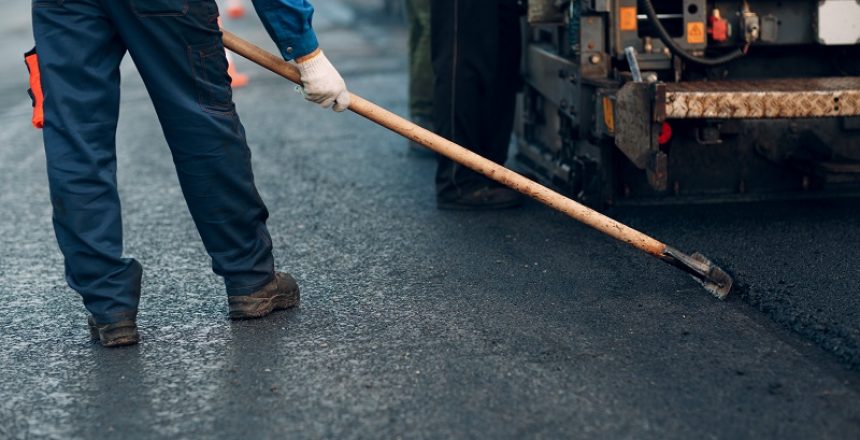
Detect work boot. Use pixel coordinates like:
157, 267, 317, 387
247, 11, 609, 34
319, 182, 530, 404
88, 316, 140, 348
437, 184, 524, 210
228, 272, 301, 320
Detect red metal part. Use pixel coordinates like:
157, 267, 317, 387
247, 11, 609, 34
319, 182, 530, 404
708, 9, 729, 42
658, 122, 673, 145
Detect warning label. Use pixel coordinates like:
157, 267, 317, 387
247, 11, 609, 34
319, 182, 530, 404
619, 7, 637, 31
687, 22, 706, 44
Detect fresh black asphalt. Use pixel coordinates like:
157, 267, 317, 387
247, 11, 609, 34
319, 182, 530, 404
0, 2, 858, 438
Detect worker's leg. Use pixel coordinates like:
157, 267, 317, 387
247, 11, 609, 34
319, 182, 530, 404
407, 0, 434, 121
431, 0, 521, 210
431, 0, 499, 196
482, 0, 522, 165
32, 0, 139, 324
104, 0, 274, 295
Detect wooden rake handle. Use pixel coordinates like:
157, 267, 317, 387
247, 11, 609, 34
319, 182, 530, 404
220, 30, 668, 257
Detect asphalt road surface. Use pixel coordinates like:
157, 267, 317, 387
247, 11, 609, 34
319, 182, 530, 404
1, 1, 859, 439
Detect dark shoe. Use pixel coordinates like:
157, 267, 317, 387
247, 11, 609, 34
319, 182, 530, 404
228, 272, 301, 320
437, 185, 524, 210
88, 317, 140, 348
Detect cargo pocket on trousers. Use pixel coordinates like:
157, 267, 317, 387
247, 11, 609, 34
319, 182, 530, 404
130, 0, 188, 17
189, 42, 234, 114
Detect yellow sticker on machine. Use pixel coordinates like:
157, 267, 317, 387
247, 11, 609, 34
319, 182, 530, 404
687, 22, 706, 44
619, 7, 637, 31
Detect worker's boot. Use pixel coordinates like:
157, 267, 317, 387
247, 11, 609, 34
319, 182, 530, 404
228, 272, 301, 320
437, 184, 524, 210
88, 317, 140, 348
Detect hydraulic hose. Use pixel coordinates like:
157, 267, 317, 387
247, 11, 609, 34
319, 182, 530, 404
639, 0, 745, 66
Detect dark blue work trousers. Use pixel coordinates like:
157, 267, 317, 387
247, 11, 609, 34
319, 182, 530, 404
32, 0, 275, 324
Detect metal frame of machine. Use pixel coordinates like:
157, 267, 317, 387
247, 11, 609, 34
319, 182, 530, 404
517, 0, 860, 205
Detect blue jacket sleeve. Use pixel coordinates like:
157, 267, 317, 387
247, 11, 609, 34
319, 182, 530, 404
250, 0, 320, 61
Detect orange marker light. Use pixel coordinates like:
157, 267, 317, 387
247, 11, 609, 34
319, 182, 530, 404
658, 122, 673, 145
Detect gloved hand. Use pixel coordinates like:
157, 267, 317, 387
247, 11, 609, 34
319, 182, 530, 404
296, 49, 350, 112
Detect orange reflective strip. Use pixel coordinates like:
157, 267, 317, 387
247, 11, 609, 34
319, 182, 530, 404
25, 51, 45, 129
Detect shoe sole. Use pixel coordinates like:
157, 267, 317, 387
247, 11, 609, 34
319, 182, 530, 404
88, 319, 140, 348
228, 289, 301, 320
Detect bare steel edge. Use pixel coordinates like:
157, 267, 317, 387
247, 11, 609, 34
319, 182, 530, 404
660, 247, 734, 300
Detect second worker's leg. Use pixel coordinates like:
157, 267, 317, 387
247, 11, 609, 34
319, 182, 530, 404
32, 0, 142, 330
407, 0, 434, 122
431, 0, 521, 209
405, 0, 436, 155
482, 0, 522, 166
104, 0, 275, 296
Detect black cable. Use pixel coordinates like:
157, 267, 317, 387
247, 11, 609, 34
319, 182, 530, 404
639, 0, 746, 66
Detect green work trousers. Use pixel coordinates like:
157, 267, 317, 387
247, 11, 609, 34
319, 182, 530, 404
406, 0, 433, 119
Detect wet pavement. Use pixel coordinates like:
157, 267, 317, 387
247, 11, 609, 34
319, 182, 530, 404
0, 1, 859, 438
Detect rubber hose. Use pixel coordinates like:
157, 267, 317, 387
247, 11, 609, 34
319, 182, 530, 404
639, 0, 745, 66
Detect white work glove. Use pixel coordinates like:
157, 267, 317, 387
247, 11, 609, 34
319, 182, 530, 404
296, 50, 351, 112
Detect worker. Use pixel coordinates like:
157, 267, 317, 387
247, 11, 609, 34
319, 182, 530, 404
431, 0, 524, 209
30, 0, 349, 347
405, 0, 434, 154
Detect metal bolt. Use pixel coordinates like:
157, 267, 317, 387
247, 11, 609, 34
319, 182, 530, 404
643, 37, 653, 53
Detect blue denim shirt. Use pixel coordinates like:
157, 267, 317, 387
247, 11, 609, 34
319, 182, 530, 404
251, 0, 319, 61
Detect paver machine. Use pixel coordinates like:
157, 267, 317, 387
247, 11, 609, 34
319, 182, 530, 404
517, 0, 860, 205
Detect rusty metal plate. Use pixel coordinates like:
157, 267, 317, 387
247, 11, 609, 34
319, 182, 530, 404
664, 77, 860, 119
615, 82, 655, 169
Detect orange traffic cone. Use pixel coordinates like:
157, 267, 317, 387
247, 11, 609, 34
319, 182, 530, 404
225, 49, 249, 88
219, 17, 249, 88
226, 0, 245, 19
